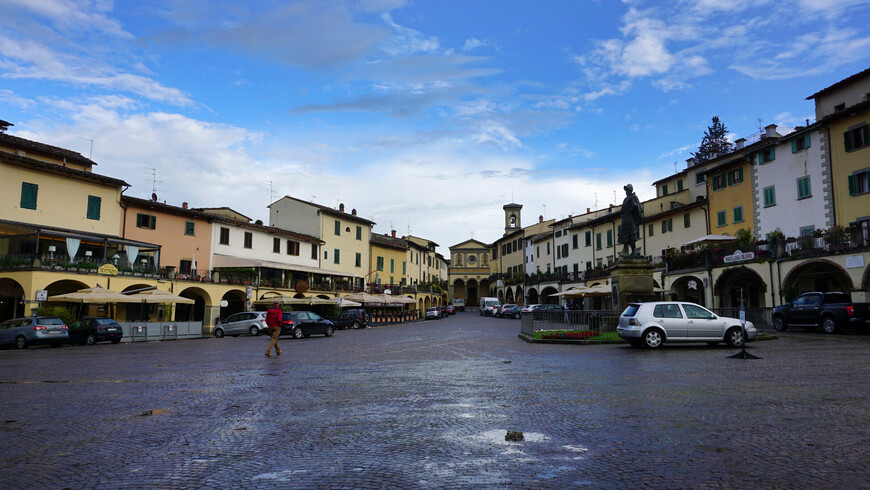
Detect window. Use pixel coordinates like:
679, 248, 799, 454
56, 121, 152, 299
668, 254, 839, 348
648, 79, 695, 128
797, 176, 812, 199
356, 226, 362, 240
733, 206, 744, 223
185, 221, 195, 236
562, 243, 568, 257
763, 186, 776, 207
653, 304, 683, 319
311, 245, 318, 260
287, 240, 300, 256
585, 261, 592, 270
711, 173, 726, 190
757, 147, 775, 164
334, 220, 341, 236
662, 184, 668, 196
717, 211, 726, 227
849, 169, 870, 195
661, 219, 672, 233
536, 246, 539, 258
333, 249, 340, 264
844, 124, 869, 152
273, 238, 281, 253
355, 252, 361, 267
585, 231, 592, 247
791, 133, 811, 153
20, 182, 38, 209
648, 223, 654, 237
556, 246, 560, 259
390, 259, 395, 273
573, 263, 579, 274
683, 213, 691, 228
572, 234, 578, 249
727, 167, 744, 185
402, 261, 406, 274
138, 213, 157, 230
244, 232, 253, 249
683, 304, 714, 319
596, 233, 602, 250
555, 230, 562, 238
86, 195, 101, 220
219, 227, 229, 245
377, 256, 384, 271
834, 103, 846, 112
696, 173, 705, 185
800, 226, 815, 237
677, 179, 683, 192
546, 243, 550, 255
606, 229, 613, 247
324, 250, 328, 260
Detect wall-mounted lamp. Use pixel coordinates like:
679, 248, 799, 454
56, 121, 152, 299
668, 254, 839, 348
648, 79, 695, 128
112, 253, 120, 265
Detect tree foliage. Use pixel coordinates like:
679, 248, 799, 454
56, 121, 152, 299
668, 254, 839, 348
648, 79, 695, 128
692, 116, 734, 164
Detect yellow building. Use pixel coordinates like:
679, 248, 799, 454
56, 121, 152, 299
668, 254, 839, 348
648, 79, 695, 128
370, 231, 408, 287
704, 139, 764, 238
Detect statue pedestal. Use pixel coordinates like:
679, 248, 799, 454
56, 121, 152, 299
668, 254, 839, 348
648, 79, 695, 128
611, 256, 656, 313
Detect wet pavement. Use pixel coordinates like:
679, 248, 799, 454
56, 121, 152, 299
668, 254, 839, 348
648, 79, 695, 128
1, 312, 869, 488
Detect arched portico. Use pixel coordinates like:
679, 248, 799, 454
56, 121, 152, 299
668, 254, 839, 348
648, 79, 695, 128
714, 266, 767, 307
176, 286, 210, 324
527, 287, 539, 305
220, 289, 247, 320
0, 278, 26, 321
670, 275, 705, 306
540, 286, 559, 304
781, 259, 853, 302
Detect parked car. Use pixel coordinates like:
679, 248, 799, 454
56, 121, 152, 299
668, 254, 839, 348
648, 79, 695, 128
452, 299, 465, 312
67, 317, 123, 345
445, 305, 456, 315
617, 302, 756, 349
496, 304, 518, 318
213, 311, 269, 338
504, 305, 523, 319
437, 306, 449, 318
521, 304, 541, 313
0, 316, 69, 349
425, 307, 441, 320
280, 311, 335, 339
333, 308, 370, 329
773, 292, 870, 334
537, 304, 561, 311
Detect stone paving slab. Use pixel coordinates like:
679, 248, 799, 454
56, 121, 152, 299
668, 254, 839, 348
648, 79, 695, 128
1, 314, 869, 488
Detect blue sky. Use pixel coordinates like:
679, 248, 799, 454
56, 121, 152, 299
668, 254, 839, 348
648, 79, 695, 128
3, 0, 870, 252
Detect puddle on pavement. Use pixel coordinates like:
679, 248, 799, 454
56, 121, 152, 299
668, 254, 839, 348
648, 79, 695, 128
140, 409, 168, 416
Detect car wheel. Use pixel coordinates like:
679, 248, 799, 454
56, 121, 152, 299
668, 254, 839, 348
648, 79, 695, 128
725, 327, 744, 348
642, 328, 664, 349
86, 333, 97, 345
15, 335, 27, 349
249, 326, 259, 336
293, 327, 303, 339
325, 326, 334, 337
352, 321, 361, 329
773, 316, 787, 332
821, 316, 838, 334
214, 328, 225, 338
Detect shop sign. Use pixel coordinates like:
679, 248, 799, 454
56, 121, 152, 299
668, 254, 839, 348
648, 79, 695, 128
723, 250, 754, 264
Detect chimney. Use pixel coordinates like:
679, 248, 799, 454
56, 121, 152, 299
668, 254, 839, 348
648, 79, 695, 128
391, 230, 396, 238
182, 202, 188, 209
351, 208, 357, 216
539, 215, 543, 223
735, 138, 745, 150
764, 124, 778, 139
586, 207, 590, 213
686, 157, 696, 167
339, 203, 345, 212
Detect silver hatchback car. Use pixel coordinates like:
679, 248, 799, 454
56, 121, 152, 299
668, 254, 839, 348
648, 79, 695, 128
213, 311, 269, 338
617, 302, 756, 349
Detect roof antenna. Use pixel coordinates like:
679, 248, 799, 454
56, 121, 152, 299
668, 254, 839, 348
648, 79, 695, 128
143, 167, 163, 195
266, 180, 276, 204
80, 137, 94, 159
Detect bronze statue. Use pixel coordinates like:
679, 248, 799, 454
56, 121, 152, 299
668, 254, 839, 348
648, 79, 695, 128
619, 183, 642, 256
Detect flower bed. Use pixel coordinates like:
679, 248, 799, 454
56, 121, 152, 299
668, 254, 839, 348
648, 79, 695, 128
535, 330, 596, 340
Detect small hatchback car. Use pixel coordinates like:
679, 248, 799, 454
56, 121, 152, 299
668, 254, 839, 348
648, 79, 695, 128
68, 317, 123, 345
617, 302, 756, 349
214, 311, 269, 338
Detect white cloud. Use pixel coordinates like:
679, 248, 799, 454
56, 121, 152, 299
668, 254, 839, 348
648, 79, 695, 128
379, 12, 440, 57
475, 121, 522, 149
2, 0, 132, 38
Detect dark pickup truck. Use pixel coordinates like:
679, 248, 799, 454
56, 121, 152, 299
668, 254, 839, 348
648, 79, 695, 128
773, 292, 870, 333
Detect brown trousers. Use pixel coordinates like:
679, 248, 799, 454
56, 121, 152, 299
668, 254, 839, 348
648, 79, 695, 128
266, 327, 281, 355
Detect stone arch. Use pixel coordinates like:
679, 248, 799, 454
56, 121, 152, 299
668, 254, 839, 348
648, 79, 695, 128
418, 298, 424, 313
424, 296, 431, 308
479, 278, 490, 299
0, 278, 26, 321
316, 294, 331, 299
527, 287, 539, 305
42, 278, 92, 319
497, 290, 505, 303
120, 283, 156, 322
782, 259, 854, 301
293, 292, 306, 299
220, 289, 247, 320
176, 286, 210, 323
515, 286, 524, 305
505, 288, 515, 304
258, 290, 284, 300
670, 275, 705, 306
466, 278, 478, 307
714, 267, 767, 308
540, 286, 559, 304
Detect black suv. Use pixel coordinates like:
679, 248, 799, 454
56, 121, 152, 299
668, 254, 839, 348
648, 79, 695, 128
333, 309, 370, 329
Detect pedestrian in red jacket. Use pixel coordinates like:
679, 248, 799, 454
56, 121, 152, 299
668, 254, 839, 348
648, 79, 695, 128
265, 300, 283, 358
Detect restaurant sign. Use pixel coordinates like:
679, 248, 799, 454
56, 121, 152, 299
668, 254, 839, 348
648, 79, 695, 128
723, 250, 755, 264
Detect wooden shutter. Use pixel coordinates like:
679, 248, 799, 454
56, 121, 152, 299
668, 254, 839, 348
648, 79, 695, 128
791, 139, 798, 153
848, 174, 856, 196
804, 133, 811, 149
845, 130, 853, 152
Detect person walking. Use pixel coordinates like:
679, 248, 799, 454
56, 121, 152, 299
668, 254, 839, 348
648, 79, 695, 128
264, 300, 283, 358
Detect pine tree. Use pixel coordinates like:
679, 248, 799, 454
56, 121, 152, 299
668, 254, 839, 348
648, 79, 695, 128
692, 116, 734, 164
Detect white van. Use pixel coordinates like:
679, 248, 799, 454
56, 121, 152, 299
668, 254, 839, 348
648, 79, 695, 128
452, 298, 465, 312
479, 297, 499, 316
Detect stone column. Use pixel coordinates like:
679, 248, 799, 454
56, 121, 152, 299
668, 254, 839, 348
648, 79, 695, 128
611, 257, 656, 313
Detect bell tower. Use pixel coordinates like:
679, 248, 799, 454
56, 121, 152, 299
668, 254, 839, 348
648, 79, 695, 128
503, 203, 522, 235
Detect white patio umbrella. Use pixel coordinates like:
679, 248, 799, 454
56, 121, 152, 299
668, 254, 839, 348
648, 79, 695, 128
49, 285, 143, 303
683, 234, 736, 247
125, 289, 195, 304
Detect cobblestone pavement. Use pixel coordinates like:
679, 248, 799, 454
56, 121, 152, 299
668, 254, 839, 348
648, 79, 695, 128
2, 312, 870, 489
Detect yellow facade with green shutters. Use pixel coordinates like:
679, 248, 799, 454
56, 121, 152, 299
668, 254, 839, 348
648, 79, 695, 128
829, 108, 870, 226
369, 242, 407, 286
706, 158, 754, 237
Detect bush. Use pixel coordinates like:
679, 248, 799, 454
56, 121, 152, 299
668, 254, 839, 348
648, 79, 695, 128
37, 305, 76, 325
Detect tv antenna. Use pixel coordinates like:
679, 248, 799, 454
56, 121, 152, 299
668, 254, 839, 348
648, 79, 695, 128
143, 167, 163, 195
266, 180, 276, 203
80, 137, 94, 159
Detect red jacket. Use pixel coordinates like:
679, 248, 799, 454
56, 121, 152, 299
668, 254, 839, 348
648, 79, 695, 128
265, 306, 283, 328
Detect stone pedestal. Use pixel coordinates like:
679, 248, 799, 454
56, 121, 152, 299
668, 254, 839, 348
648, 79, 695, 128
611, 256, 656, 313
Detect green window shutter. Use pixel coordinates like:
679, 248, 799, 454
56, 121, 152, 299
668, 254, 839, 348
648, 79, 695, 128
844, 130, 853, 152
791, 139, 797, 153
648, 223, 654, 236
757, 152, 764, 165
20, 183, 38, 209
727, 171, 733, 186
402, 261, 406, 274
677, 179, 683, 191
684, 213, 690, 228
770, 147, 775, 160
390, 259, 394, 273
737, 167, 743, 182
804, 133, 811, 149
864, 126, 870, 148
717, 211, 726, 227
661, 221, 667, 233
334, 220, 340, 235
848, 174, 857, 195
87, 196, 101, 220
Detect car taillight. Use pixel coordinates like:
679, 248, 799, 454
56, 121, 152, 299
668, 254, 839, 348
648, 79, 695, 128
61, 325, 68, 330
628, 318, 640, 326
847, 305, 855, 317
33, 325, 46, 331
